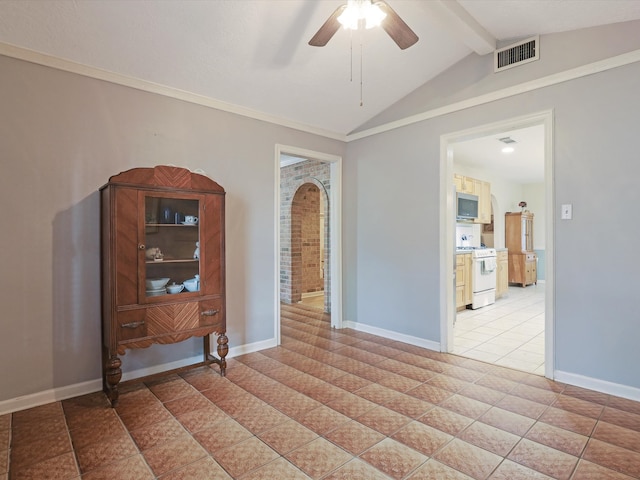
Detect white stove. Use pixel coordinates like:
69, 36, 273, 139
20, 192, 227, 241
456, 247, 496, 256
470, 248, 497, 309
471, 248, 496, 258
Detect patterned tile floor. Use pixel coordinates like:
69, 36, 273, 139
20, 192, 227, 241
3, 303, 640, 479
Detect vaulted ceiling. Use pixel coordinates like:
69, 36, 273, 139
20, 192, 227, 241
1, 0, 640, 137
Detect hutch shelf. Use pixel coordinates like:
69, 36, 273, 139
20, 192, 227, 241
100, 165, 228, 407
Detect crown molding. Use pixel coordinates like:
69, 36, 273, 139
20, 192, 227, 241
2, 41, 639, 145
346, 48, 640, 141
0, 41, 347, 142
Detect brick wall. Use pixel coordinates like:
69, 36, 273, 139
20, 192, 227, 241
280, 159, 330, 311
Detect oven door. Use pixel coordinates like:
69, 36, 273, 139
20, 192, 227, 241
472, 256, 497, 293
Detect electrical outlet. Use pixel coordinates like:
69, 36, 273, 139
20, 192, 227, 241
561, 204, 572, 220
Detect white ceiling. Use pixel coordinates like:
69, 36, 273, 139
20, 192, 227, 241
451, 124, 545, 184
1, 0, 640, 138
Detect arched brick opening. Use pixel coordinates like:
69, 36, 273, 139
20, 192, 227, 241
291, 183, 323, 303
280, 159, 330, 312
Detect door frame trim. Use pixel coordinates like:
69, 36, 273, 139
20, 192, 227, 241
275, 144, 343, 344
439, 110, 555, 378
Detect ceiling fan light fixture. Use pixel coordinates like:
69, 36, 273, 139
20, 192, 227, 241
338, 0, 387, 30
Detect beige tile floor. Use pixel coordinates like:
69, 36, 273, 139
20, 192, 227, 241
454, 284, 545, 375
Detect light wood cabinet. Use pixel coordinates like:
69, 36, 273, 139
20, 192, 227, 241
454, 174, 491, 224
100, 166, 228, 407
456, 253, 472, 310
475, 180, 491, 225
455, 255, 464, 309
506, 211, 534, 252
496, 250, 509, 298
508, 252, 537, 287
463, 255, 472, 306
505, 212, 536, 287
454, 174, 474, 194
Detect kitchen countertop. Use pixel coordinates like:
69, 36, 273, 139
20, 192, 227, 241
456, 247, 508, 254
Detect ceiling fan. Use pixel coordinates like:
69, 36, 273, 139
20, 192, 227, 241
309, 0, 419, 50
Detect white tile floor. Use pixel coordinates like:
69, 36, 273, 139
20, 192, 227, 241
453, 284, 546, 375
300, 287, 545, 375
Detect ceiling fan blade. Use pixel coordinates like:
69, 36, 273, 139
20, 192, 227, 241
309, 4, 347, 47
377, 1, 419, 50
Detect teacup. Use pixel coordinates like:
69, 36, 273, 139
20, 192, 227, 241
166, 283, 184, 294
184, 215, 198, 224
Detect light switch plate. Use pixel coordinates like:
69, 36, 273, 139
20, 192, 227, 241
561, 204, 572, 220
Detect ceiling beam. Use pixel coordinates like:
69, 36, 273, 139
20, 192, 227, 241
428, 0, 496, 55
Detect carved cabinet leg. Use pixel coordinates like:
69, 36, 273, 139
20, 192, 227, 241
104, 355, 122, 407
217, 333, 228, 376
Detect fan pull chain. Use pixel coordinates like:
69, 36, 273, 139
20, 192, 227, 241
349, 29, 353, 83
360, 38, 364, 107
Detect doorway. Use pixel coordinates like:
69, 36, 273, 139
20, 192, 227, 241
275, 145, 343, 344
440, 111, 554, 378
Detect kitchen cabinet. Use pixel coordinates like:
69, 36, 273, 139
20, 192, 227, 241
456, 253, 472, 310
505, 212, 536, 287
496, 249, 509, 298
475, 180, 491, 225
454, 174, 474, 194
100, 165, 228, 407
454, 174, 491, 224
508, 252, 537, 287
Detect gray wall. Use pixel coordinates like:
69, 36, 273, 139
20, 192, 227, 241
345, 41, 640, 389
357, 20, 640, 133
0, 54, 344, 402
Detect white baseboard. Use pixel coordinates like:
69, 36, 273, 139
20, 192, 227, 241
0, 379, 103, 416
120, 354, 204, 383
0, 338, 278, 415
228, 337, 278, 356
343, 320, 441, 352
5, 339, 639, 415
301, 291, 324, 299
555, 370, 640, 403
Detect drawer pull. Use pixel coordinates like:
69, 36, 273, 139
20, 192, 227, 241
121, 321, 145, 329
201, 309, 219, 317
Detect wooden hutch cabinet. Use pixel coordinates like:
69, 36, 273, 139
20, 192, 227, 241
100, 166, 227, 407
505, 211, 537, 287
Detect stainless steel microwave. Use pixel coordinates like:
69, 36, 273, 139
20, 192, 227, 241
457, 192, 479, 220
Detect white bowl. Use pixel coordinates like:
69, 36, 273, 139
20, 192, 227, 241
146, 277, 170, 290
145, 289, 165, 297
166, 283, 184, 294
183, 278, 199, 292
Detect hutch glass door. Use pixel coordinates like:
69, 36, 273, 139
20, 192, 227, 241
143, 194, 201, 300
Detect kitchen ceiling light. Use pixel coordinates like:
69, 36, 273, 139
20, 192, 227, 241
499, 136, 516, 153
338, 0, 387, 30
